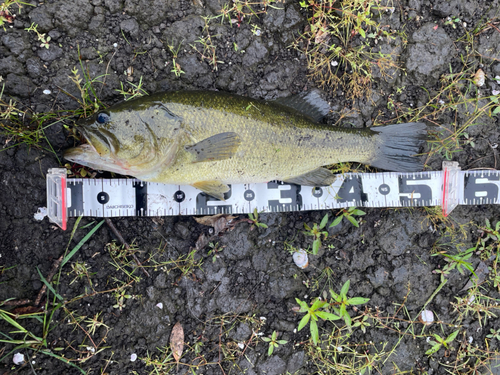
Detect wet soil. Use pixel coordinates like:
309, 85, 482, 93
1, 0, 500, 374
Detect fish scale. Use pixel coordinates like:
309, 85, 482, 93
46, 162, 500, 230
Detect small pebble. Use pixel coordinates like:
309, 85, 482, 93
13, 353, 24, 365
156, 302, 163, 309
130, 353, 137, 362
293, 249, 308, 269
420, 310, 434, 325
43, 89, 51, 95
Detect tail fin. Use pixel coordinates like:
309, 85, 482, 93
369, 122, 428, 172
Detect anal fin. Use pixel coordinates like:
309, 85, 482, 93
192, 180, 230, 201
283, 167, 336, 186
185, 132, 241, 163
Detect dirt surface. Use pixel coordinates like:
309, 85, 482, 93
1, 0, 500, 374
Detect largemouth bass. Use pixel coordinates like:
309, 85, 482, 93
64, 90, 427, 200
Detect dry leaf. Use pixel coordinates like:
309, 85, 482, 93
170, 321, 184, 364
460, 261, 489, 292
194, 214, 236, 235
195, 233, 210, 250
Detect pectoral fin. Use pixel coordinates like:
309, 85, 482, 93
192, 180, 230, 201
283, 167, 336, 186
185, 132, 241, 163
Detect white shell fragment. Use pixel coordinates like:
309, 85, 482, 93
34, 207, 47, 221
130, 353, 137, 362
13, 353, 25, 365
43, 89, 51, 95
473, 69, 485, 87
420, 309, 434, 325
156, 302, 163, 309
293, 249, 309, 269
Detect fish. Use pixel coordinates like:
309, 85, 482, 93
64, 90, 428, 200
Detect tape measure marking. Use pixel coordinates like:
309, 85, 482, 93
46, 165, 500, 230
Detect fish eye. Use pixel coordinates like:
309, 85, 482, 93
96, 112, 110, 124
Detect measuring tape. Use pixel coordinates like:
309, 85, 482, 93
46, 162, 500, 230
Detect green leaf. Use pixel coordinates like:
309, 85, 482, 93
267, 344, 274, 356
313, 239, 320, 255
298, 314, 310, 331
347, 297, 370, 305
347, 215, 359, 227
340, 303, 347, 317
493, 106, 500, 115
329, 289, 340, 301
432, 333, 444, 342
344, 311, 352, 328
319, 213, 329, 229
358, 28, 366, 38
425, 344, 441, 356
316, 311, 341, 321
295, 298, 309, 312
310, 319, 319, 345
261, 337, 271, 342
340, 280, 350, 297
62, 219, 105, 267
352, 209, 366, 216
311, 298, 326, 311
445, 330, 459, 344
277, 340, 288, 345
329, 216, 343, 227
37, 267, 64, 301
304, 223, 311, 231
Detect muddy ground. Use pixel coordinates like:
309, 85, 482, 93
1, 0, 500, 374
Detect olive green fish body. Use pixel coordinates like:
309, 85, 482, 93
65, 91, 427, 199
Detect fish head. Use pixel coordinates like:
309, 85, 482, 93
64, 103, 183, 177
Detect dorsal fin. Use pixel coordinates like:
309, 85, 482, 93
273, 89, 330, 123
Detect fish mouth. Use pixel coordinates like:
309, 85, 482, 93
64, 144, 101, 167
64, 143, 129, 175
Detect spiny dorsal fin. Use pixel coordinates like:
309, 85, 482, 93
273, 89, 330, 123
185, 132, 241, 163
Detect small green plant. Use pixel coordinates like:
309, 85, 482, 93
112, 286, 133, 311
69, 261, 94, 288
261, 331, 287, 356
296, 297, 340, 345
207, 242, 225, 262
352, 314, 371, 333
295, 0, 397, 99
115, 76, 148, 101
25, 22, 51, 48
166, 41, 185, 78
425, 330, 459, 356
304, 213, 329, 255
476, 219, 500, 260
330, 207, 366, 228
444, 16, 461, 29
432, 247, 476, 281
329, 280, 370, 331
487, 328, 500, 341
248, 208, 268, 230
191, 16, 225, 71
1, 0, 33, 29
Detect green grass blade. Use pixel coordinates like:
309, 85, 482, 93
61, 219, 104, 267
37, 267, 64, 301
